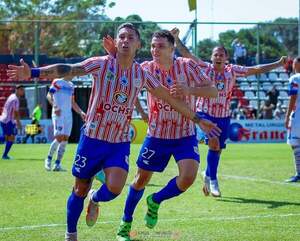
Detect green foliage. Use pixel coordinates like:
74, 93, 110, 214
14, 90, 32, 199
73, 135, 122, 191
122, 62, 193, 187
197, 18, 296, 62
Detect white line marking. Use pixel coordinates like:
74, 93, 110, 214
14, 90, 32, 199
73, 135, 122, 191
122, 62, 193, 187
1, 213, 300, 232
221, 174, 300, 186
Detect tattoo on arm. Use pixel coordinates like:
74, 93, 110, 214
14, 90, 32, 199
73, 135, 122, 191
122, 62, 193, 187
41, 63, 86, 78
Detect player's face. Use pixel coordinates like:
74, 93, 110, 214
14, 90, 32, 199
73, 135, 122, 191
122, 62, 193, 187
116, 27, 141, 57
151, 37, 174, 63
17, 88, 25, 97
211, 47, 227, 68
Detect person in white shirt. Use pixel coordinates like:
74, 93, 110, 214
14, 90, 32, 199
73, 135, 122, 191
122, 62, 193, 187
45, 76, 85, 171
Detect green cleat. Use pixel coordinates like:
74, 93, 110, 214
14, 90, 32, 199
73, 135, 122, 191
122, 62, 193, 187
116, 220, 132, 241
144, 194, 160, 229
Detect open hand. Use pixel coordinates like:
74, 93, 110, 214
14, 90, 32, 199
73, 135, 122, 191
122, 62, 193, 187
7, 59, 31, 81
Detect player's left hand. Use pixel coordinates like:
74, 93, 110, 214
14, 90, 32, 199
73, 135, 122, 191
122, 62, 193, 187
7, 59, 31, 81
103, 35, 116, 56
170, 27, 180, 39
198, 118, 222, 138
279, 56, 288, 65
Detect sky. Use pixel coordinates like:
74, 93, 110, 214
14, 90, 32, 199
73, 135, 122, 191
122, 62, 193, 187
106, 0, 299, 42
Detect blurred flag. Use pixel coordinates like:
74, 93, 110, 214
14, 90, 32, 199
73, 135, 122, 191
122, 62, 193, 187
188, 0, 197, 11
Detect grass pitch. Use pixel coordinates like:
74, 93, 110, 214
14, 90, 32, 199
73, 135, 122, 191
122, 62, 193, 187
0, 143, 299, 241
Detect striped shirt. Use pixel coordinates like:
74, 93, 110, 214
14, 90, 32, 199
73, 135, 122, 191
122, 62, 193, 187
82, 55, 160, 143
142, 57, 209, 139
196, 62, 248, 117
0, 93, 19, 124
288, 73, 300, 118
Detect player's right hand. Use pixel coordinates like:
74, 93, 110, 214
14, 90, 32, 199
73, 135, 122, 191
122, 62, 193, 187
7, 59, 31, 81
170, 27, 180, 39
103, 35, 117, 56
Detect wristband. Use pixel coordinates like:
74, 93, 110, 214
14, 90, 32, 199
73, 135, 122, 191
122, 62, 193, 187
31, 68, 40, 78
193, 112, 207, 122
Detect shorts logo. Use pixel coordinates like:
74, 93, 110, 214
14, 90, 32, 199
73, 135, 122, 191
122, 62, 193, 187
114, 92, 128, 105
125, 155, 129, 165
143, 160, 149, 165
193, 146, 199, 155
57, 126, 63, 131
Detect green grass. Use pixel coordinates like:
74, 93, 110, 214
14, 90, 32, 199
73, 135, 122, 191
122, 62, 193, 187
0, 143, 299, 241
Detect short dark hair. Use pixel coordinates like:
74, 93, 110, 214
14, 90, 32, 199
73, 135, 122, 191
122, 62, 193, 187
117, 23, 140, 40
152, 30, 175, 45
16, 84, 24, 90
213, 46, 228, 57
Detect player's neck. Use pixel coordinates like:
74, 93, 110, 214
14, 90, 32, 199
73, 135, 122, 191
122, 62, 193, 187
155, 58, 173, 71
116, 53, 134, 69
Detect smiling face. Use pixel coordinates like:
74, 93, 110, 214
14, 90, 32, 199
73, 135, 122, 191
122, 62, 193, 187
115, 27, 141, 57
211, 47, 228, 70
151, 36, 174, 64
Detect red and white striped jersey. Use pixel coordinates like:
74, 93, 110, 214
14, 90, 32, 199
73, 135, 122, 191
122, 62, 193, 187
142, 57, 209, 139
196, 62, 248, 117
82, 55, 160, 143
0, 93, 19, 124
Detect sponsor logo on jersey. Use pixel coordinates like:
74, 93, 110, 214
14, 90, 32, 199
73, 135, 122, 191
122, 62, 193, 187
216, 82, 225, 91
121, 76, 128, 86
114, 92, 128, 105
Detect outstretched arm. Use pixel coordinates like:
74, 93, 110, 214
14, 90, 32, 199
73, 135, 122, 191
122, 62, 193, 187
150, 85, 221, 137
170, 27, 206, 66
7, 59, 87, 81
245, 57, 287, 76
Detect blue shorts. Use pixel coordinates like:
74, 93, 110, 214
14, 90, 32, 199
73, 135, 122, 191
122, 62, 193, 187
197, 112, 230, 149
72, 133, 130, 179
137, 135, 200, 172
0, 121, 17, 136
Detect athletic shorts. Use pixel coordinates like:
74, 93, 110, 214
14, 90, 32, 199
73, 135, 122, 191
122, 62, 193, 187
72, 132, 130, 179
136, 135, 199, 172
52, 115, 72, 136
287, 112, 300, 146
0, 121, 17, 136
197, 112, 230, 149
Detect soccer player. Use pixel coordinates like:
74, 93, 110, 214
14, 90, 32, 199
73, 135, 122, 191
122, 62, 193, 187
44, 76, 86, 171
285, 57, 300, 182
103, 30, 218, 240
7, 23, 220, 241
171, 27, 287, 197
0, 85, 24, 159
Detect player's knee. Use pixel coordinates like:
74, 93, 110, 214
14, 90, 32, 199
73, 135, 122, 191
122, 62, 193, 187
73, 180, 91, 197
177, 174, 197, 190
208, 138, 220, 151
7, 135, 15, 142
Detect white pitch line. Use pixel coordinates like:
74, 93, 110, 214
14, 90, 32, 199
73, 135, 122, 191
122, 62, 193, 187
221, 174, 300, 186
1, 213, 300, 232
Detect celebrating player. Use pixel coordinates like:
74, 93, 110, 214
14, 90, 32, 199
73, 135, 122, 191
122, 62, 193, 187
171, 27, 287, 197
7, 23, 220, 241
102, 30, 218, 240
0, 85, 24, 159
45, 76, 86, 171
285, 57, 300, 182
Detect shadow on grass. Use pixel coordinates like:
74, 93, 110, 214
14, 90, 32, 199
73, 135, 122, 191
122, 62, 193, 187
15, 158, 43, 162
217, 196, 300, 209
125, 183, 165, 187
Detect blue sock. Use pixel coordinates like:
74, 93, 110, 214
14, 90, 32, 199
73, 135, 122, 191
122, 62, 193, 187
207, 150, 220, 180
3, 141, 13, 157
123, 185, 145, 222
92, 184, 118, 202
55, 160, 61, 166
152, 177, 183, 204
66, 191, 85, 233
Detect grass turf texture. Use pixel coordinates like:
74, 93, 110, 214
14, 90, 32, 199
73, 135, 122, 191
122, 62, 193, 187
0, 143, 299, 241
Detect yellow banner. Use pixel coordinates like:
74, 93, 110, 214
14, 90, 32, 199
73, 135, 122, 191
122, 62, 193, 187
188, 0, 197, 11
130, 119, 148, 144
